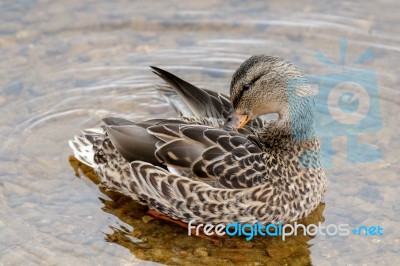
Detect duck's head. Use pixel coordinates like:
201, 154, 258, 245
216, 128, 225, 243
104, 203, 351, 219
226, 55, 315, 130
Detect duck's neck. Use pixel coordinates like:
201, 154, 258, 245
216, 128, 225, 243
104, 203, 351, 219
275, 95, 317, 142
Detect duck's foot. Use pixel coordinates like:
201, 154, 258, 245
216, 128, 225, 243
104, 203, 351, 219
147, 209, 224, 246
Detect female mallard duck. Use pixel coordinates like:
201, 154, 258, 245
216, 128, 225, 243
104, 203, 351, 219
70, 55, 326, 225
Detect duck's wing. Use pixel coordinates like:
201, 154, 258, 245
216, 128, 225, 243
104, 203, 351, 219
149, 124, 269, 188
102, 117, 185, 166
102, 68, 269, 186
105, 116, 269, 188
151, 66, 232, 119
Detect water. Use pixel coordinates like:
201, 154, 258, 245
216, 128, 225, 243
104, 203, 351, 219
1, 0, 399, 265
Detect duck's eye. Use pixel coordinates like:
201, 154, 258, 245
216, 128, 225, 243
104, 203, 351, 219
242, 83, 252, 91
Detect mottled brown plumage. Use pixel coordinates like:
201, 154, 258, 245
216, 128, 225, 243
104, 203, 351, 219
69, 55, 326, 225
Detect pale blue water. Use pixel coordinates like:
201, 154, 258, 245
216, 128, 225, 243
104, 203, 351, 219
0, 0, 399, 265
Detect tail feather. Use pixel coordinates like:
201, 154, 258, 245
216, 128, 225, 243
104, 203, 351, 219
69, 128, 106, 168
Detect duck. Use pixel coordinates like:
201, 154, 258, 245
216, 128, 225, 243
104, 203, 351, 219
69, 55, 326, 225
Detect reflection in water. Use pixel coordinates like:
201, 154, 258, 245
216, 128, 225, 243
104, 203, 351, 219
69, 156, 326, 265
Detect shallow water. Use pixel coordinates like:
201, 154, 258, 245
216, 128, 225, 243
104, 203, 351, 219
1, 0, 399, 265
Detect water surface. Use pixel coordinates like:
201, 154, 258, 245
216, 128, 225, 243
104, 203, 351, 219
1, 0, 399, 265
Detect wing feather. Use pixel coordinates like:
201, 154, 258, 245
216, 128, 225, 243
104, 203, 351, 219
151, 66, 231, 119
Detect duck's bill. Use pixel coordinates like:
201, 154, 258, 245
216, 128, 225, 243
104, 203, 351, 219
225, 111, 251, 129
